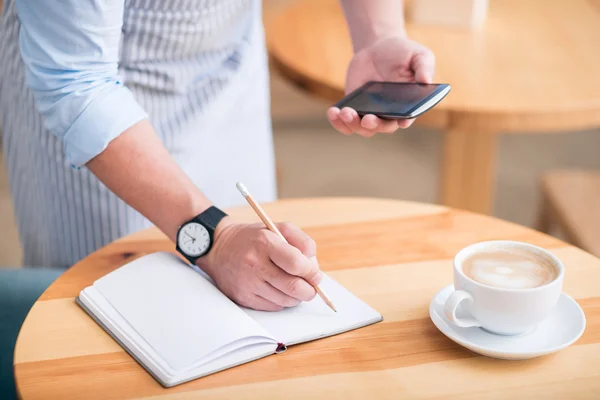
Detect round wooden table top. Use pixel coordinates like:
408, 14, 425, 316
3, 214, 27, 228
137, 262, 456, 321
265, 0, 600, 133
14, 198, 600, 399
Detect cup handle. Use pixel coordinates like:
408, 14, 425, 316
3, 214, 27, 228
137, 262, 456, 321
444, 290, 481, 328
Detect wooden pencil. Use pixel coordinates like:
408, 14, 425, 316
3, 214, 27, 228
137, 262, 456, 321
236, 181, 337, 312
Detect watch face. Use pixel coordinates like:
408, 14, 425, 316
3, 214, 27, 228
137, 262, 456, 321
177, 222, 210, 257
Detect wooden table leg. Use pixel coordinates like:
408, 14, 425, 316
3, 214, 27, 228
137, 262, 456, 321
441, 128, 498, 214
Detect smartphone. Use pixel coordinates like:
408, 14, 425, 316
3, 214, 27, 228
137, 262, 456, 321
334, 81, 451, 119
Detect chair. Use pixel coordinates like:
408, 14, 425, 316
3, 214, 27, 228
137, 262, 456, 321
0, 267, 65, 400
536, 169, 600, 257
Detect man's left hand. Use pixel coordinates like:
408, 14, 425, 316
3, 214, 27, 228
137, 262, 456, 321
327, 35, 435, 137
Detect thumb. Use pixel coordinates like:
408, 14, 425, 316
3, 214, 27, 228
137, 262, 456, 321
411, 51, 435, 83
275, 222, 323, 284
309, 256, 323, 283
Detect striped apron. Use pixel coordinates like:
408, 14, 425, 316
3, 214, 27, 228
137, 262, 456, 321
0, 0, 277, 268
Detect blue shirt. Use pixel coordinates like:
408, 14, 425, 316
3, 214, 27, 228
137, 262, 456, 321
0, 0, 275, 267
15, 0, 148, 168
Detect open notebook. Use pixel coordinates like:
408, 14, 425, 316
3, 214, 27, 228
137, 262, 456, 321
76, 252, 382, 387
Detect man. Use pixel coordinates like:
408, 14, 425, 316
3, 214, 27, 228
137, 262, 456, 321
0, 0, 433, 396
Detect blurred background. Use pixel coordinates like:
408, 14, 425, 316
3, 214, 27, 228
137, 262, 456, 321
1, 0, 600, 266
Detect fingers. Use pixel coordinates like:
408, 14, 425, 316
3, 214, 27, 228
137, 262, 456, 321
329, 107, 410, 136
266, 262, 317, 302
265, 230, 323, 287
248, 294, 284, 312
411, 49, 435, 84
230, 281, 284, 311
397, 119, 415, 129
272, 223, 323, 302
327, 107, 352, 135
276, 222, 317, 258
339, 107, 374, 137
360, 114, 399, 134
259, 279, 303, 307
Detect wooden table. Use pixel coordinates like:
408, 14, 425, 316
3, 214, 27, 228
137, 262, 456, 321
265, 0, 600, 214
14, 198, 600, 399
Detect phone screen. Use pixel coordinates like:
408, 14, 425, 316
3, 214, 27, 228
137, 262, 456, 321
337, 82, 445, 116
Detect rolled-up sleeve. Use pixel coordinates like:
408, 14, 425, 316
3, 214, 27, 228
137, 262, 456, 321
15, 0, 147, 168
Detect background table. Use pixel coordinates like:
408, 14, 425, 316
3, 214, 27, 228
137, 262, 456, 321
14, 198, 600, 399
265, 0, 600, 214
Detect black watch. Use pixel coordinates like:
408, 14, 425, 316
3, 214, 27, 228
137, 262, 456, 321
175, 206, 228, 264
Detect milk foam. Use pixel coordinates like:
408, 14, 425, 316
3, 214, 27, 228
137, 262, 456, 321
462, 251, 556, 289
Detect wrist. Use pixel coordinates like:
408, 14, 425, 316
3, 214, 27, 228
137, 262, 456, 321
174, 203, 230, 268
340, 0, 407, 53
212, 215, 235, 244
162, 189, 212, 243
194, 216, 236, 271
354, 30, 407, 53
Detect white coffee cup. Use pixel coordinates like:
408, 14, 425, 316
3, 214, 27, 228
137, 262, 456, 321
444, 240, 564, 336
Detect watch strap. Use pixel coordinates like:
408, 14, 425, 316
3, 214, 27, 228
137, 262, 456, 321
176, 206, 228, 265
194, 206, 228, 230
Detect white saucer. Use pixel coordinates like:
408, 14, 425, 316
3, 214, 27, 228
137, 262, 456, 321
429, 285, 586, 360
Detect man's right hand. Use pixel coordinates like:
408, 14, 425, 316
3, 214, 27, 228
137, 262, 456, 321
197, 219, 324, 311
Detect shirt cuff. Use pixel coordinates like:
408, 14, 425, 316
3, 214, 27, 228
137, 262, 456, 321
62, 85, 148, 168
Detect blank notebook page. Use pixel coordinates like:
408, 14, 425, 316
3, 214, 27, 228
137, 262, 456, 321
93, 252, 273, 372
243, 274, 382, 345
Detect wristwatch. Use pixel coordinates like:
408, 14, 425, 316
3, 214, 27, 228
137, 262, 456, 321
175, 206, 228, 264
